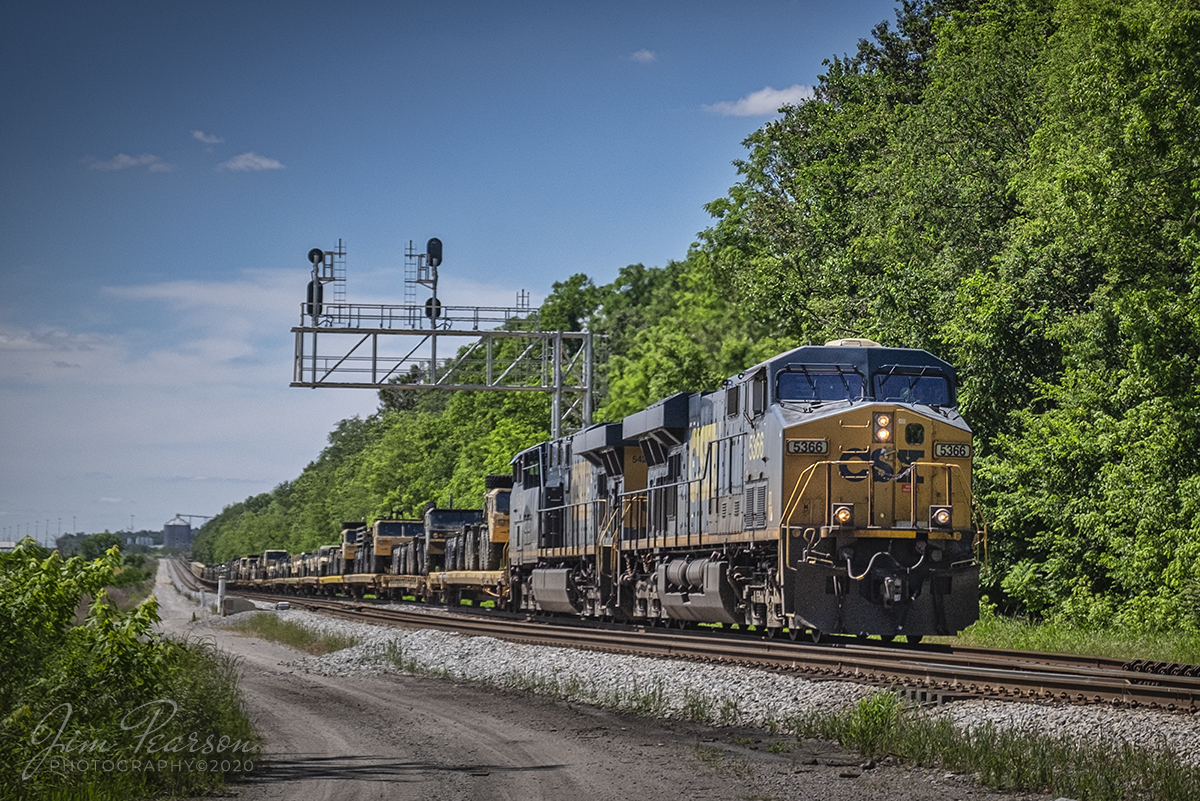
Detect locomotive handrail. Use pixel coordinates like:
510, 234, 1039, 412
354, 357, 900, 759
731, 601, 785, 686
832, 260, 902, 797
781, 459, 976, 571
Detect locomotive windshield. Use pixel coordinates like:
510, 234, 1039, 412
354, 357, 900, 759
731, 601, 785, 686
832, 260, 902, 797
777, 369, 864, 402
872, 367, 953, 407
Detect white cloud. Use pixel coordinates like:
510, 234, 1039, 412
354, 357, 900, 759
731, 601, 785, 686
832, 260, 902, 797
0, 270, 379, 534
703, 84, 814, 116
630, 49, 657, 63
0, 266, 547, 534
192, 130, 224, 145
217, 152, 284, 171
86, 153, 175, 172
104, 271, 298, 317
0, 327, 98, 352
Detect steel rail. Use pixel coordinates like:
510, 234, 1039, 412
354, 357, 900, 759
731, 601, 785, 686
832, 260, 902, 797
214, 584, 1199, 713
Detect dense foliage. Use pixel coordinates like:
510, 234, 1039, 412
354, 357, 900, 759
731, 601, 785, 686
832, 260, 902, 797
701, 0, 1200, 630
0, 539, 257, 799
197, 0, 1200, 633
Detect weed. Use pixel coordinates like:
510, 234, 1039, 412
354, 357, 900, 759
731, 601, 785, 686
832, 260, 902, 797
232, 613, 360, 655
694, 745, 724, 769
718, 697, 741, 726
682, 690, 709, 722
627, 680, 668, 716
843, 692, 901, 758
693, 745, 754, 778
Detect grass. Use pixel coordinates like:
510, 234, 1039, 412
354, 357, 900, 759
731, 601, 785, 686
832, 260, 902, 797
785, 692, 1200, 801
950, 614, 1200, 665
231, 613, 361, 655
693, 745, 753, 778
366, 619, 1199, 800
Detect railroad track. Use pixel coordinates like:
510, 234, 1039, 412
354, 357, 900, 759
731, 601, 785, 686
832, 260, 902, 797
191, 569, 1198, 714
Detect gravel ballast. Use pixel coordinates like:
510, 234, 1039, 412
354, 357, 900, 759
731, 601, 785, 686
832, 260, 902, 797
204, 602, 1200, 767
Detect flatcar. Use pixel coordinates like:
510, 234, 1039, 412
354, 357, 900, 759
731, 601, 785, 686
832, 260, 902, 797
205, 340, 979, 640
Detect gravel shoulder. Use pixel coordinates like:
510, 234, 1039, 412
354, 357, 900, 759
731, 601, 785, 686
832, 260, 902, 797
154, 562, 1055, 801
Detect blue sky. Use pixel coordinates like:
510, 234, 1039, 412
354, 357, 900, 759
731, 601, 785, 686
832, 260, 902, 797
1, 0, 899, 541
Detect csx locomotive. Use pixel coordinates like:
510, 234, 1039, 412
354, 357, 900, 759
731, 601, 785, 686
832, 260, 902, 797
204, 340, 979, 640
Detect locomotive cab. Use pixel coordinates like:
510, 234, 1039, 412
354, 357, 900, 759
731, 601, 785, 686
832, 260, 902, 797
771, 341, 980, 637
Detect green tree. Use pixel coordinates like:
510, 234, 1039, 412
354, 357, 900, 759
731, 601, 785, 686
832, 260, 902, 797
80, 531, 122, 561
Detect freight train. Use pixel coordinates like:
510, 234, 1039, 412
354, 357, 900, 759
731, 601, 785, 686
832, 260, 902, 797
201, 340, 980, 641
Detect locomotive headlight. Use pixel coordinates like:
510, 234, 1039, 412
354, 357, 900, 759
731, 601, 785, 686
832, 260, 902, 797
929, 506, 953, 529
874, 413, 892, 442
831, 503, 854, 528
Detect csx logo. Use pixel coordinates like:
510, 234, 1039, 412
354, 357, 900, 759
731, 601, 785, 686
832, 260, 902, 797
839, 449, 926, 483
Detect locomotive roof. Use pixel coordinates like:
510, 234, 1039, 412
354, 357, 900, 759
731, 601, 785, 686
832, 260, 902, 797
737, 343, 954, 381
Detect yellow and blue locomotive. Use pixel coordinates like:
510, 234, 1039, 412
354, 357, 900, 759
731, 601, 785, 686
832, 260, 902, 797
509, 339, 979, 639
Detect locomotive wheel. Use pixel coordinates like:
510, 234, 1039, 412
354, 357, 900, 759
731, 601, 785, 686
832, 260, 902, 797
880, 635, 896, 642
788, 627, 801, 641
810, 629, 823, 643
765, 627, 781, 639
905, 634, 924, 644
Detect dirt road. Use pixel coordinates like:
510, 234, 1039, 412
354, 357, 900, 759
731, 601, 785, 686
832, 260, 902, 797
153, 563, 1046, 801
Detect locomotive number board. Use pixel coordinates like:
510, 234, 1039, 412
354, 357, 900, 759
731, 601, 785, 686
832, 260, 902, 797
934, 442, 972, 459
786, 438, 829, 455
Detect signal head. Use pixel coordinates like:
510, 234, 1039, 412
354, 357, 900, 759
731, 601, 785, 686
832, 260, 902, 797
427, 238, 442, 268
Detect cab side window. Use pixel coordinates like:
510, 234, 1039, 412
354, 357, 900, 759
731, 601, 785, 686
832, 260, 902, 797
750, 371, 767, 416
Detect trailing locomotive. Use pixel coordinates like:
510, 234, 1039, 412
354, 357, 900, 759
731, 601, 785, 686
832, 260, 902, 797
204, 340, 979, 639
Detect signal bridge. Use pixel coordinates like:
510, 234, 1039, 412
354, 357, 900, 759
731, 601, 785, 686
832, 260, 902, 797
291, 239, 593, 439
